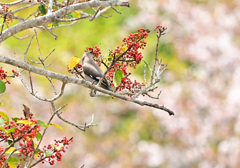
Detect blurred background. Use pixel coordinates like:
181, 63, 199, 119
1, 0, 240, 167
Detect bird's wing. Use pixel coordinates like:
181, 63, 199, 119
82, 64, 102, 81
83, 64, 112, 91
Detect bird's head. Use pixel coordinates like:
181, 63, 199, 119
81, 52, 94, 63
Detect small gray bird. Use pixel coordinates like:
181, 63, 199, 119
81, 51, 112, 91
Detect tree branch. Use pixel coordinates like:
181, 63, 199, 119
0, 1, 130, 43
0, 55, 174, 115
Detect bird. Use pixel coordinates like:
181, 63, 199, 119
81, 51, 112, 91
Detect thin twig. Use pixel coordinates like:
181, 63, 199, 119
55, 15, 89, 22
5, 21, 31, 40
34, 29, 57, 94
132, 64, 168, 99
0, 14, 7, 36
13, 34, 31, 40
89, 7, 101, 21
12, 3, 38, 14
111, 5, 121, 14
146, 90, 162, 99
24, 35, 35, 63
44, 49, 55, 61
57, 113, 96, 131
29, 71, 34, 93
24, 10, 39, 20
144, 64, 147, 87
50, 82, 67, 101
0, 0, 24, 6
28, 58, 41, 64
43, 26, 58, 40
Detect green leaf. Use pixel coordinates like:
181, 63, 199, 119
6, 127, 16, 134
8, 157, 19, 163
0, 126, 5, 131
142, 60, 152, 71
44, 151, 54, 157
0, 118, 5, 126
52, 22, 61, 27
37, 120, 48, 128
0, 80, 6, 94
8, 140, 13, 145
12, 118, 20, 123
35, 131, 42, 141
38, 4, 47, 15
67, 13, 73, 18
7, 162, 17, 168
113, 69, 124, 87
0, 111, 9, 125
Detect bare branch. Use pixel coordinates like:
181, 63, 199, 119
44, 49, 55, 61
111, 5, 121, 14
89, 7, 101, 21
50, 82, 67, 101
24, 10, 39, 20
0, 0, 25, 6
13, 34, 31, 40
28, 58, 41, 64
146, 90, 162, 99
5, 21, 31, 41
24, 35, 35, 63
34, 30, 57, 94
47, 0, 53, 14
55, 15, 89, 22
0, 1, 130, 43
57, 113, 96, 131
12, 3, 38, 14
29, 71, 34, 93
43, 26, 58, 40
144, 64, 147, 86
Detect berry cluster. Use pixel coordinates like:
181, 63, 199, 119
0, 112, 73, 167
0, 145, 7, 167
0, 115, 40, 167
106, 28, 149, 92
0, 67, 18, 84
38, 137, 73, 165
154, 25, 167, 34
121, 28, 149, 67
0, 5, 12, 24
